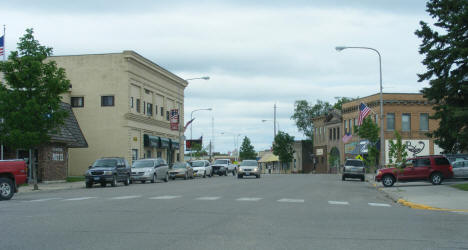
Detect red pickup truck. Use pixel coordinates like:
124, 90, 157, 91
0, 160, 28, 200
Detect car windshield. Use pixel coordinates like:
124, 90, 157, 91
346, 160, 364, 167
214, 160, 229, 164
132, 160, 154, 168
240, 161, 257, 166
173, 163, 187, 169
92, 159, 117, 168
191, 161, 204, 167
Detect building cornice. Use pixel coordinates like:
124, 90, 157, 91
125, 112, 171, 130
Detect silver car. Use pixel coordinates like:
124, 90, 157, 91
131, 158, 169, 183
168, 162, 194, 180
452, 160, 468, 178
342, 159, 365, 181
238, 160, 260, 179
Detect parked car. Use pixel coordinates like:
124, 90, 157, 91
212, 159, 237, 176
0, 160, 27, 200
238, 160, 260, 178
191, 160, 213, 178
131, 158, 169, 183
342, 159, 365, 181
169, 162, 194, 180
375, 155, 453, 187
85, 157, 131, 188
444, 154, 468, 164
452, 160, 468, 178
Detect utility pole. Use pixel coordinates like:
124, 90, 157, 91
274, 103, 277, 138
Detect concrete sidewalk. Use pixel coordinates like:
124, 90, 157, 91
18, 181, 84, 194
367, 174, 468, 211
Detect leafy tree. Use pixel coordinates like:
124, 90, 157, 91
332, 97, 356, 111
272, 131, 295, 171
0, 29, 70, 189
415, 0, 468, 153
355, 117, 380, 170
291, 100, 332, 140
239, 136, 256, 160
192, 143, 207, 159
388, 130, 408, 178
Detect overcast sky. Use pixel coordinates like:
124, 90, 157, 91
1, 0, 433, 154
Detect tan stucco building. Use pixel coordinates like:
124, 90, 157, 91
51, 51, 187, 176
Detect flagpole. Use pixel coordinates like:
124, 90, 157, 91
1, 24, 4, 160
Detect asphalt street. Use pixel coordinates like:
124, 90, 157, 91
1, 174, 467, 250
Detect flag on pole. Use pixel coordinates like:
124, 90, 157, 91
183, 118, 195, 132
342, 132, 352, 143
357, 103, 371, 125
0, 35, 4, 56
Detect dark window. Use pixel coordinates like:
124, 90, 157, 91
420, 113, 429, 131
101, 96, 114, 106
136, 99, 141, 113
329, 128, 332, 140
157, 151, 162, 158
147, 103, 153, 116
130, 97, 134, 108
177, 154, 180, 162
154, 105, 158, 115
160, 107, 164, 116
145, 89, 151, 94
143, 101, 146, 114
166, 111, 170, 121
414, 158, 431, 167
337, 127, 340, 139
71, 97, 84, 107
387, 113, 395, 130
434, 157, 450, 166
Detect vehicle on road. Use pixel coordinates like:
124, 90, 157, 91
212, 159, 237, 176
0, 160, 27, 200
375, 155, 453, 187
238, 160, 260, 178
452, 160, 468, 178
445, 154, 468, 164
169, 162, 194, 180
131, 158, 169, 183
342, 159, 365, 181
85, 157, 131, 188
191, 160, 212, 178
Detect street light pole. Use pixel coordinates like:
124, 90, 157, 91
190, 108, 212, 160
335, 46, 385, 168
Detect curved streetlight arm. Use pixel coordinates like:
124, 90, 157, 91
189, 108, 212, 160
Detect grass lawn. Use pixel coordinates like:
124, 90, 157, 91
451, 183, 468, 191
66, 176, 85, 182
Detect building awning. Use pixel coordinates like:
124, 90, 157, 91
160, 137, 170, 149
144, 134, 159, 148
258, 153, 279, 163
171, 141, 180, 150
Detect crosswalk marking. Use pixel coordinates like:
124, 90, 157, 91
148, 195, 181, 200
236, 197, 263, 201
368, 203, 391, 207
110, 195, 142, 200
277, 198, 305, 203
28, 198, 62, 202
328, 201, 349, 205
196, 196, 221, 201
63, 197, 97, 201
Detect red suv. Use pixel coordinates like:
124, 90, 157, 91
375, 155, 453, 187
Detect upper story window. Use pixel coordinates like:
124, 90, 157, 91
101, 96, 114, 107
337, 127, 340, 139
387, 113, 395, 131
420, 113, 429, 131
71, 97, 84, 108
329, 128, 333, 141
136, 99, 141, 113
143, 101, 146, 114
147, 103, 153, 116
166, 111, 170, 121
130, 97, 134, 108
160, 107, 164, 117
344, 121, 348, 134
402, 113, 411, 132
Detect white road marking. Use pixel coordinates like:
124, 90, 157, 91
196, 196, 221, 201
236, 197, 263, 201
63, 197, 97, 201
110, 195, 142, 200
328, 201, 349, 205
148, 195, 181, 200
368, 202, 391, 207
28, 198, 62, 202
277, 198, 305, 203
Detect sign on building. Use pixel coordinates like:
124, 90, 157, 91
170, 109, 179, 131
385, 139, 430, 164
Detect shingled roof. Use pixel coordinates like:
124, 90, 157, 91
48, 102, 88, 148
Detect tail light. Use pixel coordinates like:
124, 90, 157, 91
449, 165, 453, 173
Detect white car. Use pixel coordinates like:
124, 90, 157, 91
191, 160, 213, 178
452, 160, 468, 178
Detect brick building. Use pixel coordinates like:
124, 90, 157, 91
312, 110, 343, 173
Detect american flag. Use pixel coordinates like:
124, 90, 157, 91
357, 103, 371, 126
342, 132, 352, 143
0, 36, 4, 56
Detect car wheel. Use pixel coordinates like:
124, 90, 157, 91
164, 173, 169, 182
225, 170, 228, 176
237, 174, 242, 179
101, 182, 107, 187
124, 175, 130, 186
431, 172, 443, 185
256, 175, 260, 179
0, 178, 15, 200
111, 175, 117, 187
85, 182, 93, 188
382, 175, 395, 187
342, 175, 345, 181
361, 176, 365, 182
151, 174, 156, 183
141, 180, 146, 184
203, 171, 206, 178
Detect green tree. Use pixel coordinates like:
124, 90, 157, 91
355, 117, 380, 171
291, 100, 332, 140
388, 130, 408, 177
192, 143, 207, 159
415, 0, 468, 153
239, 136, 256, 160
332, 97, 356, 111
0, 29, 70, 188
272, 131, 295, 172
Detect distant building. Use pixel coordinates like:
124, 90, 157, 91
291, 140, 314, 173
51, 51, 187, 176
312, 110, 343, 173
